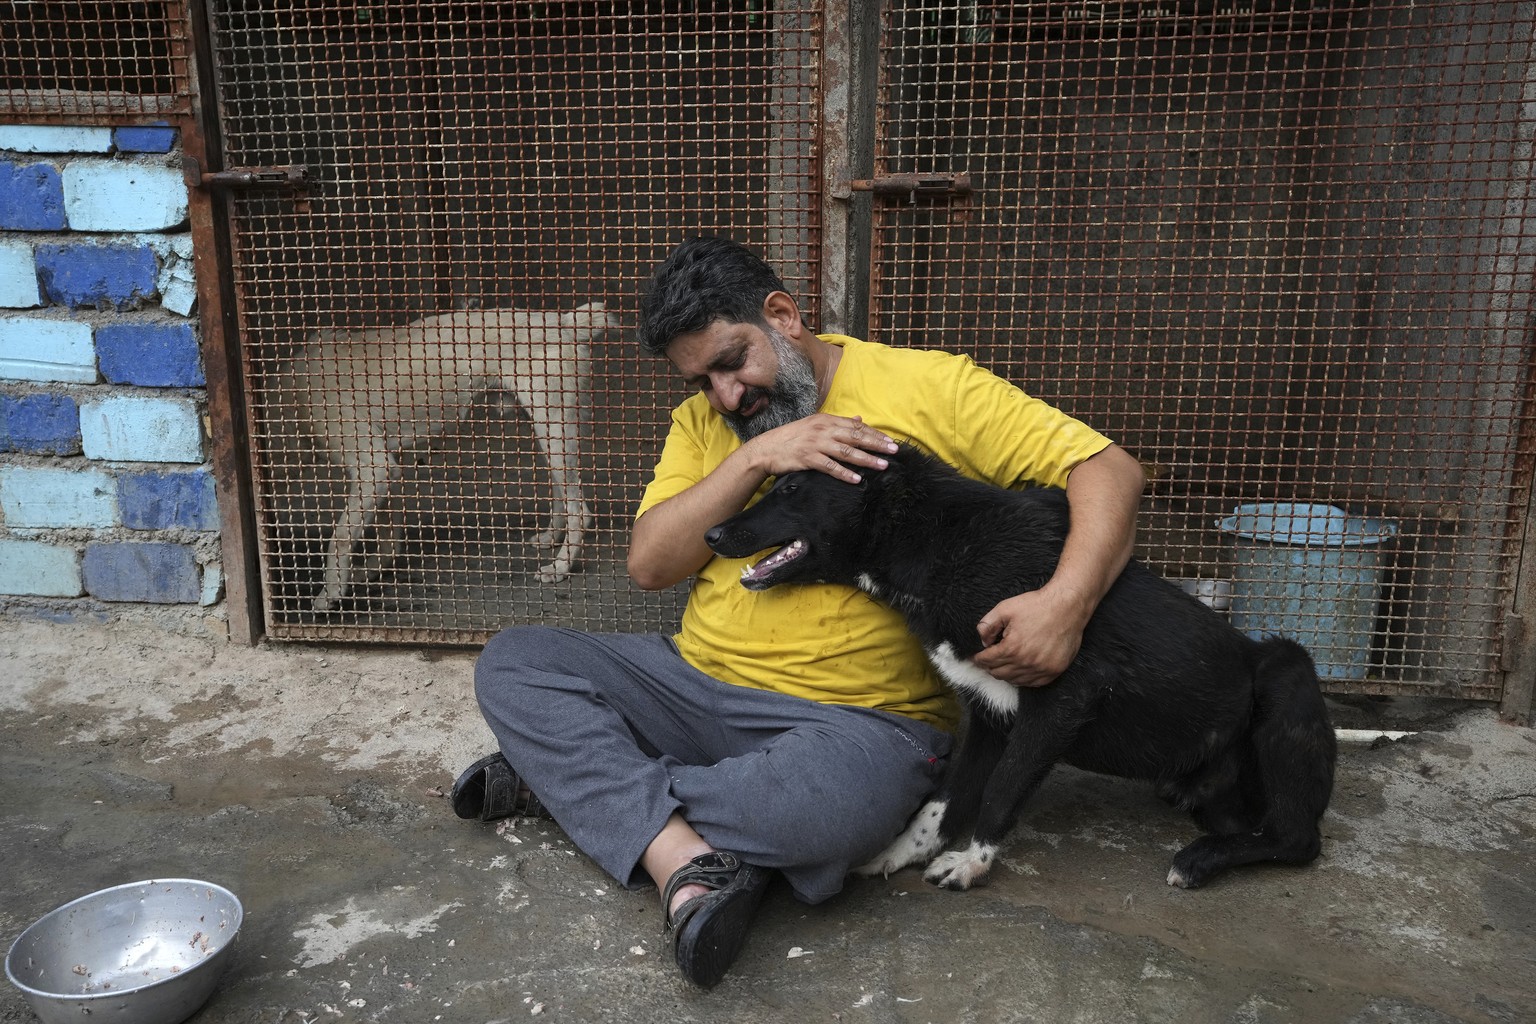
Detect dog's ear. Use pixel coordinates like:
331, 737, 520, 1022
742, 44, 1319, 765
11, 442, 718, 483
869, 443, 946, 514
865, 448, 913, 502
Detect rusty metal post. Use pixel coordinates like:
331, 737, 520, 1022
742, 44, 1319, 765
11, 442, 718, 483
1501, 387, 1536, 724
818, 0, 853, 333
767, 0, 818, 314
183, 0, 263, 645
1502, 547, 1536, 724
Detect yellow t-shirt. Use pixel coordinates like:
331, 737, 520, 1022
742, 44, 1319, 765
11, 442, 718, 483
635, 335, 1113, 731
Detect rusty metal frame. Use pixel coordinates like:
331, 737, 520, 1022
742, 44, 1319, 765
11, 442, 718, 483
1501, 363, 1536, 723
195, 2, 828, 645
183, 0, 263, 644
11, 1, 1531, 695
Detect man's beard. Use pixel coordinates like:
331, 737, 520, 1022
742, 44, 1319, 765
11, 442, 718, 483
722, 326, 821, 442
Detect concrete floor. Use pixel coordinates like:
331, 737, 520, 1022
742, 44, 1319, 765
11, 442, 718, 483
2, 613, 1534, 1024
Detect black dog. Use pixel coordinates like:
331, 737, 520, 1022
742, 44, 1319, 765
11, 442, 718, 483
705, 445, 1336, 889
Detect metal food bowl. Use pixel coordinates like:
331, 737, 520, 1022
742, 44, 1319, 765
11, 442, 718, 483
5, 878, 242, 1024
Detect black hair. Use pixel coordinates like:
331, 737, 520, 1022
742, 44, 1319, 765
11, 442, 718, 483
635, 236, 789, 357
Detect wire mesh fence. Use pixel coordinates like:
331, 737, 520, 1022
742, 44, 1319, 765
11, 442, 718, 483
869, 1, 1535, 697
0, 1, 193, 121
6, 1, 1531, 701
206, 1, 822, 641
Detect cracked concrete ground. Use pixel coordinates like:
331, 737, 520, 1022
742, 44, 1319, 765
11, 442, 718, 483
2, 613, 1534, 1024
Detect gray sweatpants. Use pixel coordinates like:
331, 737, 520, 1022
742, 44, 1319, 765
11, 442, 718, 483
473, 626, 951, 904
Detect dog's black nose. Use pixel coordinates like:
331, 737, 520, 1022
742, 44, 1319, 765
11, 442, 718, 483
703, 525, 725, 550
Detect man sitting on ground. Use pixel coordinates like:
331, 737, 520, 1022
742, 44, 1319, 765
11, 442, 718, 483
453, 235, 1144, 987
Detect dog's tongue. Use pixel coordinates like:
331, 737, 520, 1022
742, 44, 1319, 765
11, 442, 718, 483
740, 539, 806, 585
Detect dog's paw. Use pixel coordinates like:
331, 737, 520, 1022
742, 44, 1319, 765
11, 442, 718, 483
923, 841, 997, 890
535, 561, 572, 584
853, 845, 918, 878
1167, 834, 1236, 889
853, 800, 948, 877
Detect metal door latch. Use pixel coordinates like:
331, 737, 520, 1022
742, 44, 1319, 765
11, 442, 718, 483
184, 158, 309, 191
844, 172, 972, 202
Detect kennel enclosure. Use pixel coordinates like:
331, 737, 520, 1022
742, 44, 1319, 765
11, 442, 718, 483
3, 1, 1533, 715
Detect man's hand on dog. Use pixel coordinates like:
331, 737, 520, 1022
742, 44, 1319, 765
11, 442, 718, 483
974, 589, 1087, 687
746, 414, 898, 484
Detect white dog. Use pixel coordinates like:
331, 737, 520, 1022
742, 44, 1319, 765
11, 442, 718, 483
296, 301, 617, 612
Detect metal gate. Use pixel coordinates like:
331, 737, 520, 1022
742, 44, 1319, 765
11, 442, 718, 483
867, 2, 1536, 705
200, 1, 825, 643
6, 3, 1531, 708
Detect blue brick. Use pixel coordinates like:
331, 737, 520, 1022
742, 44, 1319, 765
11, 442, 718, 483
1, 393, 81, 454
96, 322, 203, 386
82, 541, 200, 603
0, 126, 112, 154
0, 465, 117, 527
0, 316, 97, 383
35, 242, 158, 310
63, 161, 188, 232
79, 394, 203, 462
0, 238, 42, 308
0, 539, 83, 597
113, 124, 178, 154
0, 161, 67, 231
118, 469, 218, 530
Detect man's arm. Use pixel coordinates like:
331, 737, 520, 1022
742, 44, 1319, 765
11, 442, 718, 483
628, 415, 899, 591
970, 443, 1145, 686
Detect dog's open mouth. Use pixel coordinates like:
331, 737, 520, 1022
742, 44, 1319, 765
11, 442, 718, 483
738, 539, 807, 590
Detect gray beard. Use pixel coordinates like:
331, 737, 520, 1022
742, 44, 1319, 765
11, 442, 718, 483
722, 327, 821, 443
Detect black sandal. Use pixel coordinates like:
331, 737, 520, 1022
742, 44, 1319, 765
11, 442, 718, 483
664, 851, 772, 988
450, 752, 549, 821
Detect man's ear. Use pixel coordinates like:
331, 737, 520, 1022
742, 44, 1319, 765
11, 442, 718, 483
761, 291, 805, 338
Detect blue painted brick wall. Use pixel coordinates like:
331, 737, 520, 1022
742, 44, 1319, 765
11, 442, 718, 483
118, 469, 218, 531
0, 161, 67, 231
96, 322, 204, 386
35, 242, 160, 310
1, 123, 221, 617
83, 541, 201, 603
0, 393, 81, 454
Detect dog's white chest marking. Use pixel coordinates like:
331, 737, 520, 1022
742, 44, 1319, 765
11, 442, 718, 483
856, 573, 924, 618
853, 573, 1016, 718
928, 642, 1019, 718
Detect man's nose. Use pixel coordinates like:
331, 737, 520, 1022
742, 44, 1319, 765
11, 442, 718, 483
715, 375, 746, 411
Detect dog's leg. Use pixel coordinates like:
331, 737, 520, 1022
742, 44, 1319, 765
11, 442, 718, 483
854, 799, 948, 877
854, 714, 1008, 878
1167, 639, 1337, 888
315, 453, 392, 612
1161, 745, 1265, 836
525, 394, 590, 583
924, 704, 1083, 891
